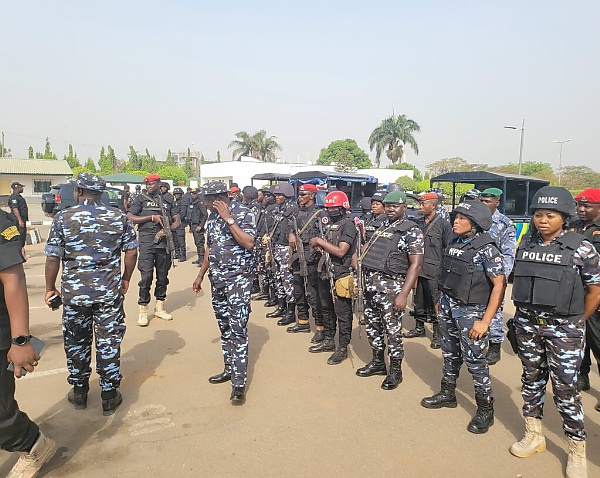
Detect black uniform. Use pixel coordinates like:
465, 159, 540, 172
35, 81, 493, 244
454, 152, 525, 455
189, 196, 208, 264
8, 192, 28, 247
363, 212, 387, 244
173, 195, 186, 260
128, 192, 178, 305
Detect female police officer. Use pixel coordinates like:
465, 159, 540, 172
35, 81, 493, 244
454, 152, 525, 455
420, 200, 506, 434
509, 186, 600, 478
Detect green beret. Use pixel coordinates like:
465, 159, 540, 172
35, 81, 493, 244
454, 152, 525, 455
480, 187, 503, 197
382, 190, 407, 204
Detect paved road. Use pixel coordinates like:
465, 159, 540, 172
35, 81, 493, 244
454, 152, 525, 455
1, 227, 599, 477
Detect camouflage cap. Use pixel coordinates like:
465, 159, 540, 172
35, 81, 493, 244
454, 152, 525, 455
76, 172, 106, 192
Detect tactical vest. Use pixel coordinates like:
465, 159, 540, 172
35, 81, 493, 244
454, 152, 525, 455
364, 214, 387, 243
439, 233, 496, 305
361, 220, 416, 278
325, 217, 354, 276
512, 232, 586, 316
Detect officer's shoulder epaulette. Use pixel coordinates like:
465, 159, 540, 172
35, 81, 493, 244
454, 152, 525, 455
556, 231, 586, 250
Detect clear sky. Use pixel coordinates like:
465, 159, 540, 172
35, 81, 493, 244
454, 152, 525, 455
2, 0, 598, 173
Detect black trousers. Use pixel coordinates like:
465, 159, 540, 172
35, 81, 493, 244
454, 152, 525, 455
580, 311, 600, 376
18, 225, 27, 248
316, 277, 353, 346
192, 229, 205, 261
137, 245, 171, 305
0, 349, 39, 453
293, 262, 323, 325
175, 225, 186, 258
413, 277, 439, 324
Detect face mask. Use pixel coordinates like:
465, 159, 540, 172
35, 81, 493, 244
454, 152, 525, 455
328, 208, 343, 220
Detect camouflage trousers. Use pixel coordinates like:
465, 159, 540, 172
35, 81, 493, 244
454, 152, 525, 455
62, 298, 126, 392
513, 313, 585, 440
273, 244, 294, 303
364, 278, 406, 360
210, 272, 252, 387
580, 310, 600, 376
488, 300, 505, 343
438, 294, 492, 398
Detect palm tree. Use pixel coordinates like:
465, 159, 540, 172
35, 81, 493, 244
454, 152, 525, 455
228, 130, 282, 162
368, 114, 420, 168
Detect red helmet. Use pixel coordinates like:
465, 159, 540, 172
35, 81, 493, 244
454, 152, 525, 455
324, 191, 350, 209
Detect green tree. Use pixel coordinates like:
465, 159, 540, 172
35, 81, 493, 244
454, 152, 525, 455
559, 165, 600, 192
317, 139, 371, 169
98, 146, 112, 173
368, 114, 420, 167
84, 158, 97, 172
488, 161, 557, 183
126, 146, 141, 171
158, 165, 188, 185
183, 156, 193, 177
42, 136, 57, 159
28, 146, 34, 159
424, 171, 430, 181
333, 148, 357, 173
63, 144, 80, 169
395, 176, 417, 192
107, 145, 117, 170
166, 149, 176, 167
426, 157, 472, 177
386, 162, 423, 181
228, 130, 281, 161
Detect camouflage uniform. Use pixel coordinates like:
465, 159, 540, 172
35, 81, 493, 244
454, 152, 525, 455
44, 200, 138, 392
363, 220, 424, 360
206, 202, 256, 387
487, 209, 516, 343
512, 234, 600, 440
270, 201, 297, 305
438, 235, 503, 400
435, 203, 450, 222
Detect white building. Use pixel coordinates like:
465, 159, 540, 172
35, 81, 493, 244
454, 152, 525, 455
0, 158, 72, 198
196, 157, 412, 188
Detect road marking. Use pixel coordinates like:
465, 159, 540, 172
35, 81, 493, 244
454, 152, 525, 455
20, 356, 135, 380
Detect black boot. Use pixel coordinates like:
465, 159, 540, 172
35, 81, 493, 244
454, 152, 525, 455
403, 320, 425, 338
277, 303, 296, 326
230, 386, 246, 405
381, 358, 403, 390
486, 342, 501, 365
430, 323, 441, 349
67, 383, 89, 410
101, 389, 123, 416
578, 373, 591, 392
421, 378, 458, 409
467, 395, 495, 434
251, 279, 261, 295
264, 289, 278, 307
308, 337, 335, 353
311, 330, 325, 343
356, 349, 387, 377
287, 320, 311, 333
327, 346, 348, 365
252, 290, 269, 301
209, 369, 232, 384
266, 299, 286, 318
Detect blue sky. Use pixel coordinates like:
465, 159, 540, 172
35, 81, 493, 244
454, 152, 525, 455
1, 0, 598, 173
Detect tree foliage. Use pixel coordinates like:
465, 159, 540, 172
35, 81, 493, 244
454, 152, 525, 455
487, 161, 557, 183
84, 158, 97, 172
166, 149, 176, 167
63, 144, 80, 169
368, 114, 420, 167
317, 139, 371, 169
28, 146, 34, 159
387, 161, 423, 181
158, 165, 188, 185
395, 176, 417, 192
426, 157, 473, 177
228, 130, 282, 162
559, 165, 600, 192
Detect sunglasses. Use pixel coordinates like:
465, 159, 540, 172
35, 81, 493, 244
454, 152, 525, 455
298, 192, 312, 196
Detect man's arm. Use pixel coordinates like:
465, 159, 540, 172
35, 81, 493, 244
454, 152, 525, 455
393, 254, 423, 312
44, 256, 61, 303
121, 248, 138, 294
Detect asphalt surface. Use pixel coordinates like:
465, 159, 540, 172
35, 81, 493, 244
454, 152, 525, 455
1, 216, 599, 477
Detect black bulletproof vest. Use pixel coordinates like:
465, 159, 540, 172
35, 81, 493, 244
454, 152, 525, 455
512, 232, 586, 316
325, 217, 354, 277
361, 219, 416, 278
439, 233, 496, 305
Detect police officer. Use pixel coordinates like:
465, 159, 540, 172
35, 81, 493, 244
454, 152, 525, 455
363, 190, 388, 243
358, 197, 372, 222
127, 174, 181, 326
193, 181, 256, 405
403, 191, 453, 348
571, 188, 600, 396
478, 187, 516, 365
356, 190, 424, 389
509, 187, 600, 478
265, 183, 298, 325
287, 184, 325, 342
253, 187, 277, 303
160, 181, 174, 203
0, 209, 56, 477
172, 187, 187, 261
8, 182, 28, 248
241, 186, 261, 294
188, 188, 208, 266
421, 200, 506, 435
44, 173, 138, 416
431, 188, 450, 221
308, 191, 357, 365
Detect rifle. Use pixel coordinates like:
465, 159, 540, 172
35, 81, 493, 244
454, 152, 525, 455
354, 224, 365, 327
157, 195, 176, 268
290, 216, 309, 291
264, 210, 283, 275
317, 218, 337, 304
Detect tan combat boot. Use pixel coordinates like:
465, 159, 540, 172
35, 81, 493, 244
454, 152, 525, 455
566, 437, 587, 478
138, 304, 149, 327
8, 431, 56, 478
154, 300, 173, 321
509, 416, 546, 458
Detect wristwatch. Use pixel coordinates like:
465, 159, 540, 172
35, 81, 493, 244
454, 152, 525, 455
226, 217, 235, 226
12, 335, 32, 346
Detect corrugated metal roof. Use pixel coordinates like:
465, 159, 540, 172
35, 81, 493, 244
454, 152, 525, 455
0, 158, 73, 175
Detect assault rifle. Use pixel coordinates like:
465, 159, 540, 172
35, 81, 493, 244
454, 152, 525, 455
290, 216, 309, 290
317, 218, 337, 304
157, 195, 177, 268
354, 225, 365, 326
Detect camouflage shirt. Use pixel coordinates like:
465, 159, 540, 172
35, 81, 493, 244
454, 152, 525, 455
44, 200, 139, 306
488, 209, 516, 276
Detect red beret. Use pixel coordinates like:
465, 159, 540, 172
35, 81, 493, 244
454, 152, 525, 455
298, 184, 318, 193
230, 186, 241, 193
419, 192, 438, 201
575, 188, 600, 204
144, 174, 161, 183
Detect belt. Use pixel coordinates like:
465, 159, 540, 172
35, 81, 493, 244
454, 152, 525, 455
518, 311, 563, 325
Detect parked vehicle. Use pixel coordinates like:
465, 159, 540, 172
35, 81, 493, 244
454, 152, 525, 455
41, 181, 125, 217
